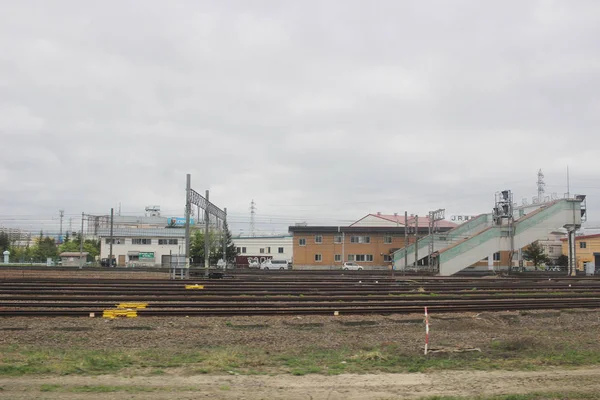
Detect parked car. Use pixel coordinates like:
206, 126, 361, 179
343, 262, 363, 271
260, 259, 290, 270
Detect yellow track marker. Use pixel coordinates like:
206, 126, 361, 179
116, 303, 148, 309
185, 284, 205, 290
103, 309, 138, 319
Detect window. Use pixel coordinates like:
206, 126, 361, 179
366, 255, 374, 262
334, 235, 343, 244
278, 247, 284, 254
493, 252, 501, 261
549, 247, 555, 254
260, 248, 265, 254
334, 254, 342, 262
355, 255, 365, 262
236, 247, 241, 253
580, 242, 587, 249
267, 247, 271, 254
299, 238, 306, 246
347, 254, 355, 261
384, 236, 392, 244
315, 235, 323, 244
105, 238, 124, 245
129, 255, 139, 261
242, 247, 247, 254
315, 254, 322, 262
383, 255, 392, 262
158, 239, 178, 245
132, 238, 151, 245
350, 236, 370, 244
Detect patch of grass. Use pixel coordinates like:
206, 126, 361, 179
220, 385, 231, 391
40, 384, 62, 392
150, 369, 165, 375
3, 340, 600, 377
71, 385, 157, 393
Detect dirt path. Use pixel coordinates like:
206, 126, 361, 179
2, 367, 600, 400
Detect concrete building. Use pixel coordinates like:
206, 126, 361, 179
59, 252, 89, 267
232, 235, 293, 267
98, 228, 186, 267
561, 233, 600, 270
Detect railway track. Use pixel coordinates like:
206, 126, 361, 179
1, 275, 600, 317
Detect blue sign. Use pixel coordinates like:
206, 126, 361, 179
167, 217, 195, 227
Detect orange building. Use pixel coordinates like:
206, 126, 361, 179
288, 226, 448, 269
561, 234, 600, 270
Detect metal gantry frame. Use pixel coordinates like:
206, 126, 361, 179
494, 190, 514, 273
185, 174, 227, 276
427, 209, 445, 271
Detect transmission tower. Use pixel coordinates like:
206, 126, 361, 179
537, 169, 545, 203
59, 210, 64, 240
250, 200, 256, 237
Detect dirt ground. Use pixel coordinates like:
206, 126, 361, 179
1, 310, 600, 399
2, 367, 600, 399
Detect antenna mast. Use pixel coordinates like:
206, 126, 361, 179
250, 200, 256, 237
537, 169, 545, 203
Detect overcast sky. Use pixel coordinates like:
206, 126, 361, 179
1, 0, 600, 235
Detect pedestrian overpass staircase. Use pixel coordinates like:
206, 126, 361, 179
393, 198, 585, 276
392, 213, 490, 269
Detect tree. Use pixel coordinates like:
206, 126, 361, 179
522, 241, 550, 269
556, 254, 568, 267
190, 224, 239, 266
0, 232, 9, 252
32, 236, 58, 261
214, 221, 238, 264
59, 237, 100, 262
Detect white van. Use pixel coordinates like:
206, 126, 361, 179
260, 259, 289, 270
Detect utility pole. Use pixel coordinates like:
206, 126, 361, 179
204, 190, 210, 275
79, 213, 84, 268
59, 210, 64, 241
414, 215, 419, 268
567, 166, 570, 199
69, 218, 72, 236
222, 207, 227, 267
428, 212, 432, 268
109, 208, 114, 267
404, 211, 408, 270
184, 174, 191, 267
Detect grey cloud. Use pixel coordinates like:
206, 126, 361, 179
1, 0, 599, 235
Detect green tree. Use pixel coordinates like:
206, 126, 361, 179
189, 228, 236, 266
556, 254, 569, 267
214, 221, 238, 264
32, 236, 58, 261
522, 241, 549, 269
59, 236, 100, 262
0, 232, 9, 252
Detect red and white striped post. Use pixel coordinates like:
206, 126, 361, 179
424, 306, 429, 355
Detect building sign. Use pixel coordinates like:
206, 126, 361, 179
168, 217, 195, 227
449, 215, 476, 223
139, 252, 155, 259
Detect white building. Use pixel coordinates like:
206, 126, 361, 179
98, 228, 186, 267
232, 235, 293, 267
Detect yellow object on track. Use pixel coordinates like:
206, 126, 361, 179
116, 303, 148, 309
103, 309, 138, 319
185, 284, 205, 290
